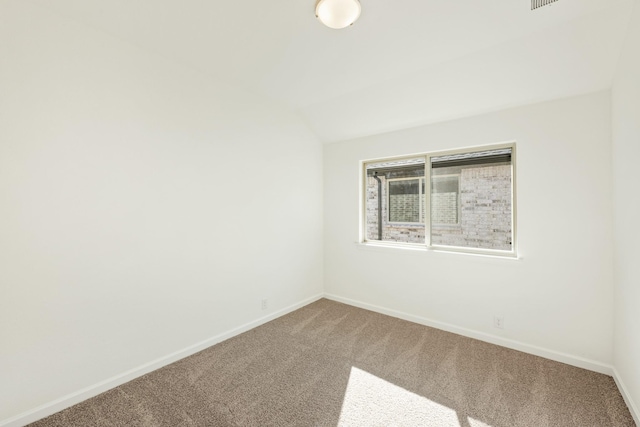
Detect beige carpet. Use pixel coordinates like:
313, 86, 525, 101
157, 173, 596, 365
30, 299, 635, 427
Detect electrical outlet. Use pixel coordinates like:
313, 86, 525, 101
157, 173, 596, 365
261, 299, 268, 310
494, 316, 504, 329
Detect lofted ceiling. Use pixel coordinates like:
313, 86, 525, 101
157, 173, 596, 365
30, 0, 635, 142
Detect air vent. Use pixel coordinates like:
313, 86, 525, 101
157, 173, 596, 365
532, 0, 558, 10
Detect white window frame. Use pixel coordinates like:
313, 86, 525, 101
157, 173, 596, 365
361, 142, 517, 258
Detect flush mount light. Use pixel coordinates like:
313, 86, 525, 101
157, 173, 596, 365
315, 0, 361, 29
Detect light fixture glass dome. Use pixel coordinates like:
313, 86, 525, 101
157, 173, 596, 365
315, 0, 361, 29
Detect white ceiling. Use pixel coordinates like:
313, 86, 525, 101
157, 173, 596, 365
30, 0, 635, 142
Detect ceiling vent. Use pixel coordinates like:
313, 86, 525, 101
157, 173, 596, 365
531, 0, 558, 10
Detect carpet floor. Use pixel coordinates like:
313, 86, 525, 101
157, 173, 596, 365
30, 299, 635, 427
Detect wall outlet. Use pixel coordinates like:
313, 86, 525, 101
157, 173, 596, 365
494, 315, 504, 329
261, 299, 268, 310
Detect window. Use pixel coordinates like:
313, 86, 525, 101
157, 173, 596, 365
362, 144, 515, 256
431, 175, 459, 225
366, 157, 425, 244
388, 178, 425, 223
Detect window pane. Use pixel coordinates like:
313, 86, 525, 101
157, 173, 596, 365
430, 148, 512, 251
389, 179, 421, 223
431, 175, 459, 225
365, 157, 425, 244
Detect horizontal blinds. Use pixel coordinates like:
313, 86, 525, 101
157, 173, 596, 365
431, 148, 511, 169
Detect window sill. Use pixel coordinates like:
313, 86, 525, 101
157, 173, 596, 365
356, 241, 520, 260
386, 222, 424, 227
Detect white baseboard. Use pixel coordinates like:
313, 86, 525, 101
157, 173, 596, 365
0, 293, 324, 427
612, 368, 640, 426
324, 293, 614, 375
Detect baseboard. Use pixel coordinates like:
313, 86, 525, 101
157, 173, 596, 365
324, 293, 614, 375
0, 293, 324, 427
612, 368, 640, 426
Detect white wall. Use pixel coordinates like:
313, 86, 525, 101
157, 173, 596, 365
324, 91, 614, 369
0, 1, 323, 423
612, 0, 640, 419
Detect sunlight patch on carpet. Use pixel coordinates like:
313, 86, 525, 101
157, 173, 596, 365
337, 367, 462, 426
468, 417, 493, 427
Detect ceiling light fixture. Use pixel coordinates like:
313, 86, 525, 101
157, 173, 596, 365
315, 0, 361, 29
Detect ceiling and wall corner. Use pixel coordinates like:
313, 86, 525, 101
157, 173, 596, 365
29, 0, 636, 142
301, 3, 634, 141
